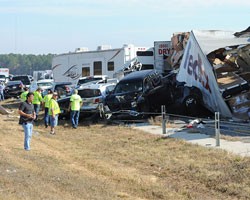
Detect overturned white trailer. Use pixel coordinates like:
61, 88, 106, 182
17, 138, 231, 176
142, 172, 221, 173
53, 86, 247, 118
176, 29, 250, 119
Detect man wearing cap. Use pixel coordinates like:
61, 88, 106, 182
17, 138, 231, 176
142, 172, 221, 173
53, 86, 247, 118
49, 92, 60, 134
68, 89, 82, 129
32, 87, 43, 121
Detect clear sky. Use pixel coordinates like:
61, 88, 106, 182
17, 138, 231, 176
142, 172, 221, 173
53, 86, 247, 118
0, 0, 249, 55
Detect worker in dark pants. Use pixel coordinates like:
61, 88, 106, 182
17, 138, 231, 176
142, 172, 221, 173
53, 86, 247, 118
32, 88, 43, 122
43, 89, 53, 128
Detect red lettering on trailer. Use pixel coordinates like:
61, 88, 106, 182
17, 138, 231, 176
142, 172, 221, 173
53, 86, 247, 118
186, 54, 211, 93
158, 48, 171, 55
183, 42, 211, 93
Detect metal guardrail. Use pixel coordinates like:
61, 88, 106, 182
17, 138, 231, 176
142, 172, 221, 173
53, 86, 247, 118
101, 105, 250, 142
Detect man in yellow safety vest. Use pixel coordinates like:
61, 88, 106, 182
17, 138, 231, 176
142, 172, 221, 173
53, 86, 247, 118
20, 87, 29, 102
49, 92, 60, 135
32, 87, 43, 122
43, 89, 53, 128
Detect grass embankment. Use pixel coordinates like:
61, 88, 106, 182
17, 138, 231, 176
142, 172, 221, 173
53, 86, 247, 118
0, 99, 250, 200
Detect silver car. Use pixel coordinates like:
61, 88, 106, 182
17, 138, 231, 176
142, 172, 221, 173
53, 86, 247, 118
78, 83, 116, 116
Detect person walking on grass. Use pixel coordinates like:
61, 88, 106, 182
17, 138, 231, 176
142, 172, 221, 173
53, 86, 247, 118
18, 92, 36, 151
32, 87, 43, 122
49, 92, 60, 135
0, 81, 5, 101
43, 89, 53, 128
20, 87, 29, 102
68, 89, 82, 129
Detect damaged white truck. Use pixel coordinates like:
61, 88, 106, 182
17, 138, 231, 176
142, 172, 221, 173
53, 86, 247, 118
170, 27, 250, 120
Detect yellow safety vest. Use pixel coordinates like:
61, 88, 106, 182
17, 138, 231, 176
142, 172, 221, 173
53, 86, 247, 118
20, 91, 29, 102
32, 91, 43, 105
49, 98, 60, 115
43, 94, 53, 108
70, 94, 82, 111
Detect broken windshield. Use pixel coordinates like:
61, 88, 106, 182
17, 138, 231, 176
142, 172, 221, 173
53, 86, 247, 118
114, 81, 143, 93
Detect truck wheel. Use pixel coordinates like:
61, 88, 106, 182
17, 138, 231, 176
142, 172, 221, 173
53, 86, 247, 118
184, 95, 197, 107
183, 95, 199, 116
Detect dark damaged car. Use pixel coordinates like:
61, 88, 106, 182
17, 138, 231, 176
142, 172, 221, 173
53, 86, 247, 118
4, 80, 24, 99
104, 70, 210, 118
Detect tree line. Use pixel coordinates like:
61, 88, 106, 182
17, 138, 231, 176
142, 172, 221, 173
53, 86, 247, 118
0, 54, 55, 75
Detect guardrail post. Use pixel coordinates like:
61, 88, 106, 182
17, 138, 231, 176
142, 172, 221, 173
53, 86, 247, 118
161, 105, 166, 134
215, 112, 220, 146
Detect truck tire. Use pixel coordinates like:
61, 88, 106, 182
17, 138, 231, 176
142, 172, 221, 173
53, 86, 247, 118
183, 95, 199, 116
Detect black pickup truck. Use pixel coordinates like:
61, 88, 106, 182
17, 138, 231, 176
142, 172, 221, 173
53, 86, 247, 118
104, 70, 209, 118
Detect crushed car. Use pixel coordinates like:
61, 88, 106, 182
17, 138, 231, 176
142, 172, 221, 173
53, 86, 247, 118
104, 69, 210, 118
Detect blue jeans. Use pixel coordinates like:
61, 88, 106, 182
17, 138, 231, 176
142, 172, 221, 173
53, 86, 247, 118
49, 115, 58, 127
70, 110, 80, 128
22, 122, 33, 150
33, 104, 40, 121
44, 107, 50, 126
0, 91, 4, 101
